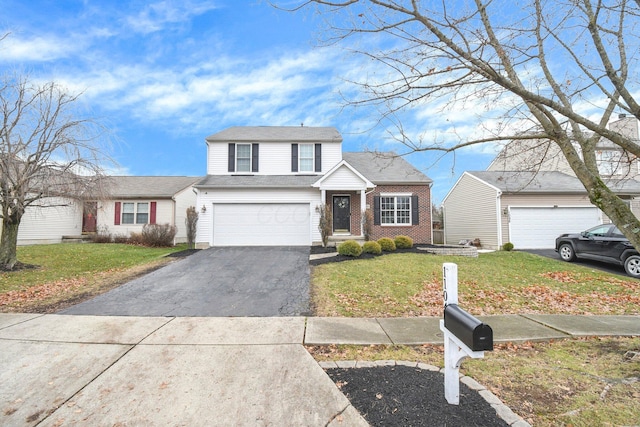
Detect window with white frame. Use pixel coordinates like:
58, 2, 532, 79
381, 195, 411, 225
236, 143, 252, 172
299, 143, 314, 172
122, 202, 149, 224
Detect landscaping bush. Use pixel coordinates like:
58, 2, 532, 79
91, 225, 113, 243
502, 242, 515, 251
338, 240, 363, 257
394, 235, 413, 249
362, 240, 382, 255
317, 203, 332, 247
362, 209, 373, 241
127, 232, 145, 246
141, 223, 177, 247
378, 237, 396, 252
112, 234, 130, 244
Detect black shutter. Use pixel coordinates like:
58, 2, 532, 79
291, 143, 298, 172
314, 143, 322, 172
411, 195, 419, 225
374, 196, 381, 225
228, 143, 235, 172
252, 143, 259, 173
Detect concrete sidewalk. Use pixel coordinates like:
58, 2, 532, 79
1, 314, 638, 426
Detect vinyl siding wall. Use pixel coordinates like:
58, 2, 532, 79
196, 188, 322, 247
173, 186, 198, 243
97, 199, 175, 237
207, 141, 342, 175
5, 197, 83, 245
499, 193, 597, 244
443, 173, 500, 248
319, 165, 367, 190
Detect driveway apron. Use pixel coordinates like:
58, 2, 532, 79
60, 247, 311, 317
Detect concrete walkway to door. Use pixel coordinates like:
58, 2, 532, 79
60, 247, 311, 317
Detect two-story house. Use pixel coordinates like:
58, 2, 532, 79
193, 126, 433, 247
442, 115, 640, 249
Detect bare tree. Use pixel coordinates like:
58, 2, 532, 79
289, 0, 640, 249
0, 74, 112, 270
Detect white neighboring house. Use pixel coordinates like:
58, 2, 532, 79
442, 115, 640, 250
194, 126, 433, 247
2, 196, 84, 245
96, 176, 200, 244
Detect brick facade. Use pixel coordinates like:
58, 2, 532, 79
327, 185, 432, 244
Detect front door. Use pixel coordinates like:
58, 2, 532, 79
333, 196, 350, 233
82, 201, 97, 233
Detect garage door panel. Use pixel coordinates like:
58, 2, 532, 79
510, 207, 601, 249
213, 203, 310, 246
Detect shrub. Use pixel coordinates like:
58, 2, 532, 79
362, 209, 373, 241
394, 235, 413, 249
317, 204, 332, 247
91, 225, 113, 243
338, 240, 363, 257
127, 232, 145, 246
140, 223, 177, 247
502, 242, 515, 251
378, 237, 396, 252
185, 206, 199, 250
113, 234, 130, 244
362, 241, 382, 255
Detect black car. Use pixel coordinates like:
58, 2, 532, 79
555, 224, 640, 278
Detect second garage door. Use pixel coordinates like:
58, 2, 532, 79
509, 206, 602, 249
212, 203, 311, 246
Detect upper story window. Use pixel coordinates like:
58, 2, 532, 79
236, 144, 252, 172
122, 202, 149, 224
380, 195, 411, 225
596, 149, 635, 177
228, 143, 258, 173
299, 144, 314, 172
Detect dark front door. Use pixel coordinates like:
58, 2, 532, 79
82, 201, 97, 233
333, 196, 350, 232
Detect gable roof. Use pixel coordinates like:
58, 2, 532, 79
206, 126, 343, 143
342, 152, 432, 185
106, 176, 201, 198
468, 170, 640, 195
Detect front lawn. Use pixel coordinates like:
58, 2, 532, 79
0, 243, 186, 312
311, 251, 640, 316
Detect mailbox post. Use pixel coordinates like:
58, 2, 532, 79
440, 263, 493, 405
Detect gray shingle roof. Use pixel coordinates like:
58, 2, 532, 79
195, 175, 321, 188
342, 152, 432, 184
206, 126, 343, 143
106, 176, 201, 198
469, 170, 640, 194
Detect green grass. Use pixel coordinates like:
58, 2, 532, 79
312, 251, 640, 316
0, 243, 186, 311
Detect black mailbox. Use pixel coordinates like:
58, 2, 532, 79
444, 304, 493, 351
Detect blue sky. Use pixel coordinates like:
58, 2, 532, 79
0, 0, 498, 204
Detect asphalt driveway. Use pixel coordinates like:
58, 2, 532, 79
60, 246, 311, 317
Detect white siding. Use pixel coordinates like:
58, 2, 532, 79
5, 197, 83, 245
318, 165, 367, 190
207, 141, 343, 175
97, 199, 175, 237
196, 188, 322, 247
173, 186, 197, 243
443, 173, 501, 249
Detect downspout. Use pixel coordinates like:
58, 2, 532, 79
496, 189, 503, 248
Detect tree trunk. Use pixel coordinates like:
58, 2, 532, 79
0, 214, 21, 270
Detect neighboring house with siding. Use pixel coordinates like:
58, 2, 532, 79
194, 126, 433, 247
443, 115, 640, 249
97, 176, 200, 244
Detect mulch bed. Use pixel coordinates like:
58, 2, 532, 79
309, 245, 440, 266
327, 365, 508, 427
166, 249, 201, 258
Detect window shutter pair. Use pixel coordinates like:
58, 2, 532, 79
114, 201, 157, 225
228, 143, 259, 172
291, 143, 322, 172
372, 195, 419, 225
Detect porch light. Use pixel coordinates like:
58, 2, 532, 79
201, 205, 207, 213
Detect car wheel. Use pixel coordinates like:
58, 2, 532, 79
558, 243, 576, 262
624, 255, 640, 278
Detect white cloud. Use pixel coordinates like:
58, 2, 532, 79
0, 34, 77, 62
125, 0, 221, 34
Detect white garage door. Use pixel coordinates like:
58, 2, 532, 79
213, 203, 311, 246
509, 206, 601, 249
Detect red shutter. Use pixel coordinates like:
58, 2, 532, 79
114, 202, 121, 225
150, 202, 157, 224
